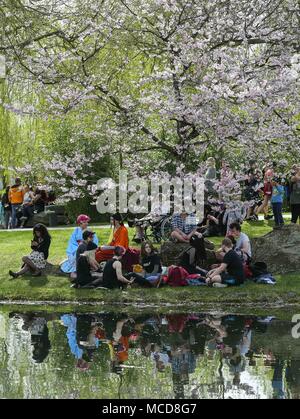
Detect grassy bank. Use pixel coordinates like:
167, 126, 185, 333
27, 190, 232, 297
0, 220, 300, 308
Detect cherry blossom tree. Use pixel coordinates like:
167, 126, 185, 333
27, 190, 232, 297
0, 0, 299, 201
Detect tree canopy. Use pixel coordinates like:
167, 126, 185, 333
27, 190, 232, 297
0, 0, 299, 199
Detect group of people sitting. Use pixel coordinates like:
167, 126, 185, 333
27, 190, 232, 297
8, 209, 254, 289
0, 178, 55, 229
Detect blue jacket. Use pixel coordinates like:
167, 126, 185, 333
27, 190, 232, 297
271, 185, 284, 204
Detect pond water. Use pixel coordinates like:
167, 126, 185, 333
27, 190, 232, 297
0, 307, 300, 399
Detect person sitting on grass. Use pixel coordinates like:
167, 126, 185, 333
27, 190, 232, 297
76, 230, 97, 268
102, 246, 155, 289
95, 213, 129, 263
9, 223, 51, 279
179, 231, 208, 275
206, 238, 245, 288
271, 177, 285, 229
140, 241, 162, 284
170, 211, 197, 243
197, 204, 225, 237
60, 214, 99, 275
73, 243, 103, 289
228, 222, 252, 262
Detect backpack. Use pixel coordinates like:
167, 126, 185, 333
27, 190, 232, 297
249, 262, 268, 277
166, 266, 189, 287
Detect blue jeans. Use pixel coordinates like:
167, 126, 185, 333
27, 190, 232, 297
272, 202, 284, 226
11, 204, 22, 228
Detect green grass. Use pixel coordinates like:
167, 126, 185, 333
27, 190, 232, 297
0, 220, 300, 309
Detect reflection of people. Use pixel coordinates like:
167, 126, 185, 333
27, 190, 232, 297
9, 223, 51, 278
95, 213, 129, 262
272, 359, 286, 399
30, 317, 51, 364
286, 360, 300, 399
10, 313, 51, 363
60, 214, 99, 274
61, 314, 90, 371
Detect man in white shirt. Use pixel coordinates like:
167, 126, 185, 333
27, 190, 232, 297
228, 222, 252, 261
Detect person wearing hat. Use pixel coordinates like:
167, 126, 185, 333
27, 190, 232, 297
60, 214, 99, 274
271, 177, 285, 229
95, 213, 129, 263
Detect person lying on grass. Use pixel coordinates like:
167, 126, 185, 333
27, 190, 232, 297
206, 238, 245, 288
9, 223, 51, 279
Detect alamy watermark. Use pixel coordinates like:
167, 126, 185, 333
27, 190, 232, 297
0, 55, 6, 79
292, 314, 300, 339
96, 170, 205, 220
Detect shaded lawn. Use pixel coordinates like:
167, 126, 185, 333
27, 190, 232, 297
0, 220, 300, 307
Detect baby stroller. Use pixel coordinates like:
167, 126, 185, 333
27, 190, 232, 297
128, 213, 172, 244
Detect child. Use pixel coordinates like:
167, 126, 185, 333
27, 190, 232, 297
271, 178, 285, 229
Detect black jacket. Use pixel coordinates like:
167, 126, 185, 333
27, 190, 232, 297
31, 236, 51, 260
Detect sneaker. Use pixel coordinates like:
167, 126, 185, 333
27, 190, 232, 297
9, 270, 19, 279
213, 283, 228, 288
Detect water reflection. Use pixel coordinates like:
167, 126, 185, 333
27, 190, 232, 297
1, 310, 300, 399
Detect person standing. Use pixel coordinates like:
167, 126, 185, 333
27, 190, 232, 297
20, 185, 35, 227
9, 178, 24, 228
271, 178, 285, 229
1, 186, 11, 229
290, 166, 300, 224
205, 157, 217, 197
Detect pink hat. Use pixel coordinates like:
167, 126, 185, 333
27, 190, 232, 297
76, 214, 91, 224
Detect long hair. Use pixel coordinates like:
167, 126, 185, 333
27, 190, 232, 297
33, 224, 51, 241
112, 212, 124, 226
141, 241, 157, 258
189, 235, 207, 263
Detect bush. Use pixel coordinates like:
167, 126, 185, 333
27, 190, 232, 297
65, 198, 109, 224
